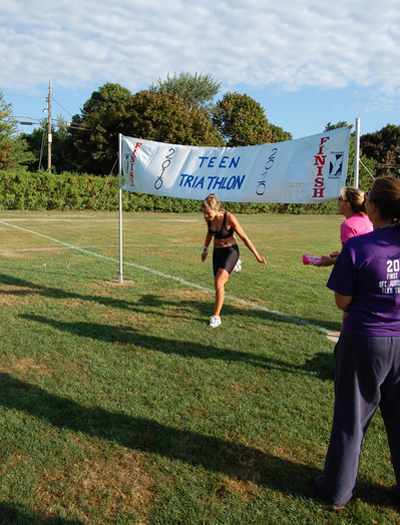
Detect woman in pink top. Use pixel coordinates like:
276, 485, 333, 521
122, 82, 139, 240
316, 186, 373, 267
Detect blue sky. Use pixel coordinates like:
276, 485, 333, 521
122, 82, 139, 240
1, 0, 399, 139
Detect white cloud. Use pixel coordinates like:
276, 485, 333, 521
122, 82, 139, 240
1, 0, 399, 96
1, 0, 399, 137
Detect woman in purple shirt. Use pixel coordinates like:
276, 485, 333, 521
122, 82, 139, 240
316, 176, 400, 509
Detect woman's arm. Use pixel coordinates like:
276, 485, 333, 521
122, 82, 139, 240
334, 292, 352, 310
315, 251, 340, 267
201, 232, 213, 262
228, 213, 266, 265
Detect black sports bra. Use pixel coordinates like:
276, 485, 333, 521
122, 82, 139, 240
208, 212, 234, 239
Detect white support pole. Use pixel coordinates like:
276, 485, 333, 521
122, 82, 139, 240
354, 118, 360, 188
118, 134, 123, 283
47, 80, 52, 173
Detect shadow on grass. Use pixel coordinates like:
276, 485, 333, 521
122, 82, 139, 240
0, 272, 137, 312
0, 272, 342, 334
0, 500, 83, 524
20, 313, 334, 381
0, 372, 396, 509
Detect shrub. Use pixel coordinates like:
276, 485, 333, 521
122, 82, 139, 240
0, 170, 338, 214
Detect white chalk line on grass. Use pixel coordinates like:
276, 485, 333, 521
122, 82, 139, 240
0, 244, 194, 254
0, 220, 329, 334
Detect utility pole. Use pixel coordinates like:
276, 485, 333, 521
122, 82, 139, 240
47, 80, 52, 173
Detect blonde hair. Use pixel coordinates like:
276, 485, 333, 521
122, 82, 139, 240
201, 194, 225, 213
339, 186, 367, 214
369, 176, 400, 221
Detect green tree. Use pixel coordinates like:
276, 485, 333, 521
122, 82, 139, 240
72, 84, 224, 175
71, 83, 133, 174
212, 92, 273, 146
0, 90, 34, 170
79, 82, 132, 120
21, 116, 79, 173
50, 115, 80, 173
149, 72, 221, 113
7, 134, 36, 171
360, 124, 400, 177
324, 121, 349, 131
0, 90, 18, 169
122, 90, 224, 147
21, 121, 47, 171
269, 123, 292, 143
347, 134, 376, 190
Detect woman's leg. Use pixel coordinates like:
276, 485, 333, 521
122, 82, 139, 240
379, 337, 400, 489
318, 332, 390, 507
213, 268, 230, 317
211, 246, 239, 318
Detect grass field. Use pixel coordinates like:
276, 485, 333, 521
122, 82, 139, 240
0, 210, 398, 524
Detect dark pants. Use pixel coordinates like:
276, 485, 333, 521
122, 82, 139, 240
318, 330, 400, 507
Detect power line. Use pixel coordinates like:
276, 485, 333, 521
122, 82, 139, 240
51, 96, 75, 117
3, 86, 78, 125
7, 114, 92, 131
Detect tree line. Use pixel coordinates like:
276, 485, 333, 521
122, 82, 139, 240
1, 72, 399, 186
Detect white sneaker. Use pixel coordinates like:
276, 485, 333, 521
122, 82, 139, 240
234, 258, 242, 273
209, 315, 221, 328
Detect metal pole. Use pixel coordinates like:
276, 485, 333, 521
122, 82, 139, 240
354, 118, 360, 188
118, 133, 123, 283
47, 80, 52, 173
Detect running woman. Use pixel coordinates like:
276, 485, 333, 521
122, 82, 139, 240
201, 194, 266, 328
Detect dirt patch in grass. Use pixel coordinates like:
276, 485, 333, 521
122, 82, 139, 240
0, 249, 20, 258
159, 218, 198, 223
0, 287, 39, 307
36, 443, 154, 523
2, 356, 51, 377
220, 476, 258, 500
164, 288, 209, 300
0, 281, 54, 305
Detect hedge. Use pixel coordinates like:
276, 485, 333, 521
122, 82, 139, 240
0, 170, 337, 214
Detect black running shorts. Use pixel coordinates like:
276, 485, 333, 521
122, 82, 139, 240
212, 245, 240, 276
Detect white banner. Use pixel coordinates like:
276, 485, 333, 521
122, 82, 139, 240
121, 127, 351, 203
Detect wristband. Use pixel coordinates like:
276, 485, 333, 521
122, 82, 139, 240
203, 246, 208, 251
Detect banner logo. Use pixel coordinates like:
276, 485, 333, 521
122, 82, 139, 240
328, 152, 345, 178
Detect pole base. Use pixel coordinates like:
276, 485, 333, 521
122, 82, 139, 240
107, 279, 136, 285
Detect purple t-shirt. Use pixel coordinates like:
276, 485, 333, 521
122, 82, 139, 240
340, 213, 373, 245
327, 225, 400, 336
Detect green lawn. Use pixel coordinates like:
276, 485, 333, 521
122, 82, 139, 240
0, 211, 398, 524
